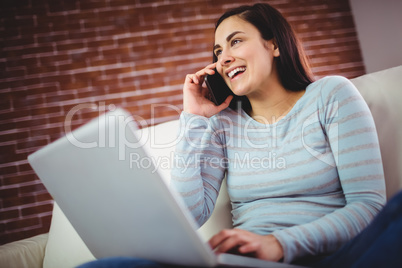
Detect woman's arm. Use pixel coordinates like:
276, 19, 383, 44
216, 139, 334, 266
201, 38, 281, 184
170, 112, 227, 225
272, 76, 386, 263
170, 64, 233, 226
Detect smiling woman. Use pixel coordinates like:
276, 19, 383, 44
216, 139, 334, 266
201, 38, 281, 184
172, 2, 388, 266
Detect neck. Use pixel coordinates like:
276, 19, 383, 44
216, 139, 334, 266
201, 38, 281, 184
247, 86, 305, 124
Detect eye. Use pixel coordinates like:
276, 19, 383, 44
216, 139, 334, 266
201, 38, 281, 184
214, 49, 222, 57
231, 39, 241, 46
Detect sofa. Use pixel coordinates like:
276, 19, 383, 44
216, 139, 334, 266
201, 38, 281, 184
1, 65, 401, 268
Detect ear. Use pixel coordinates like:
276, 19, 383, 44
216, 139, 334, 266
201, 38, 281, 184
264, 39, 280, 57
272, 38, 280, 57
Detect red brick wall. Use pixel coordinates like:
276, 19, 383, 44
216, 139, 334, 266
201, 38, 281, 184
0, 0, 364, 245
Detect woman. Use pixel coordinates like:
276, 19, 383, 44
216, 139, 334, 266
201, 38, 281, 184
171, 3, 386, 265
80, 3, 402, 268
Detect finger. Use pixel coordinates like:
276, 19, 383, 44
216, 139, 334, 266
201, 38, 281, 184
196, 64, 217, 77
195, 70, 213, 83
192, 74, 199, 84
208, 229, 233, 249
198, 74, 206, 85
194, 75, 201, 84
204, 67, 216, 76
216, 95, 234, 110
210, 229, 245, 253
207, 62, 217, 69
201, 86, 210, 97
203, 62, 217, 73
185, 74, 198, 85
214, 235, 246, 254
238, 241, 259, 254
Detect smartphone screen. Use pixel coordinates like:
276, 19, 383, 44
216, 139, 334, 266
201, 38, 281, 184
205, 70, 234, 106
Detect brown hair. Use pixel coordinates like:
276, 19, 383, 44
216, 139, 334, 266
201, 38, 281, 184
214, 3, 314, 92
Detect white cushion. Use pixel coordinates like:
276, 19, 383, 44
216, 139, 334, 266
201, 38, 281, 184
351, 65, 402, 199
43, 202, 95, 268
0, 233, 48, 268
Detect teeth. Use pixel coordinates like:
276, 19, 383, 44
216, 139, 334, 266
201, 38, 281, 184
228, 67, 246, 79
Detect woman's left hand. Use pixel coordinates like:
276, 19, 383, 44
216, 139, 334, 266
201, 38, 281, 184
208, 229, 284, 262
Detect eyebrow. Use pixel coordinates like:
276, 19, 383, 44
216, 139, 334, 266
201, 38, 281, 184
213, 31, 244, 51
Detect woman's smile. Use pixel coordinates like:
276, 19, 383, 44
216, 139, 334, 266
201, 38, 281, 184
227, 66, 246, 80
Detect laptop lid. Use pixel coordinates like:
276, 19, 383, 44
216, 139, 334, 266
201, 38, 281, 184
28, 108, 217, 267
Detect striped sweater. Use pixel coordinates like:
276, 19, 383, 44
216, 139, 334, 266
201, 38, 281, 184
170, 76, 386, 263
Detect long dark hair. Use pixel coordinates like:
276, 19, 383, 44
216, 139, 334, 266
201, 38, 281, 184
213, 3, 314, 93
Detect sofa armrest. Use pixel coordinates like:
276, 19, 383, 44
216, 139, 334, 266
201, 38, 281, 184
0, 233, 48, 268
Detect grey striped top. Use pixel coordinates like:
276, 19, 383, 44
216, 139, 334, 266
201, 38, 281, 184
171, 75, 386, 263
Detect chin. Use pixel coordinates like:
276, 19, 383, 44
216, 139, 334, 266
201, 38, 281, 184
231, 86, 249, 97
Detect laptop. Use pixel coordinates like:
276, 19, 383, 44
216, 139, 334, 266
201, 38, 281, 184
28, 108, 303, 268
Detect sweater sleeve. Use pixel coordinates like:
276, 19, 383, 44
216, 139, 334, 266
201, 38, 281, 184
272, 76, 386, 263
170, 112, 227, 226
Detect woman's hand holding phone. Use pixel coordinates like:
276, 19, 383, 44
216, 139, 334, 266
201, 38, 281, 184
183, 63, 233, 118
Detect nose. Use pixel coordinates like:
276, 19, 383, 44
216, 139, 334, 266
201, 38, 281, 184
219, 50, 234, 66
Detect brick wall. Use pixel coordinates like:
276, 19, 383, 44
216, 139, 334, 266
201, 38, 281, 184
0, 0, 364, 245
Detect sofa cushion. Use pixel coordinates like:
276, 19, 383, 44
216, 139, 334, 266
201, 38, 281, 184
43, 202, 95, 268
0, 233, 48, 268
350, 65, 402, 199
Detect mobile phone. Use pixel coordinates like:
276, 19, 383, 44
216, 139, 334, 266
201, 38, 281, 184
205, 70, 234, 106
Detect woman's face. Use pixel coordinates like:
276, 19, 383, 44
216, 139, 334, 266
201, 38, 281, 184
214, 16, 280, 97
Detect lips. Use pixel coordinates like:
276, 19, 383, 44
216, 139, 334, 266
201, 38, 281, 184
227, 66, 246, 79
